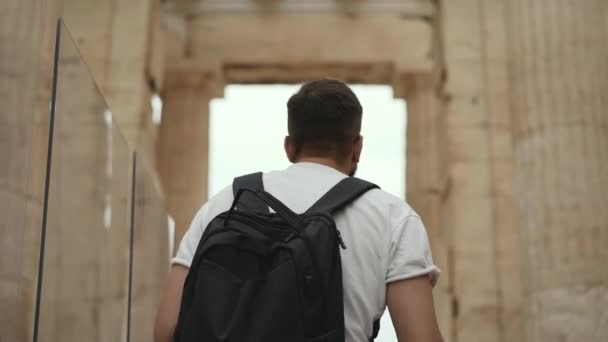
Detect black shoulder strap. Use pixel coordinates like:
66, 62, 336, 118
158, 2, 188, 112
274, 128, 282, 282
306, 177, 379, 214
370, 318, 380, 341
232, 172, 270, 214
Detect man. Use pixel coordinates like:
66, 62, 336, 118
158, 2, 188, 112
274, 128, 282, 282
155, 79, 443, 342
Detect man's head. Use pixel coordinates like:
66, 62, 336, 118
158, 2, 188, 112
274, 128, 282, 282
285, 79, 363, 176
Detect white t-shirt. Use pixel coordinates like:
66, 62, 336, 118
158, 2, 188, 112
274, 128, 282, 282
173, 162, 439, 341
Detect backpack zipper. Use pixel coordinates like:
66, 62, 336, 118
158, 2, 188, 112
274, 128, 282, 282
309, 212, 348, 250
219, 210, 348, 250
336, 229, 347, 250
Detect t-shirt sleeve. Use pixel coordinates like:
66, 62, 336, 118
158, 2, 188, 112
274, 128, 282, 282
171, 185, 234, 268
386, 215, 440, 286
171, 205, 207, 268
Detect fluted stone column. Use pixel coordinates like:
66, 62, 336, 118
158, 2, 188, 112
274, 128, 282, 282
505, 1, 608, 341
157, 75, 218, 244
440, 1, 502, 340
0, 0, 63, 340
480, 1, 527, 341
401, 74, 454, 342
62, 0, 159, 151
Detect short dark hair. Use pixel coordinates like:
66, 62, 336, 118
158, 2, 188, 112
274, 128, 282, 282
287, 79, 362, 161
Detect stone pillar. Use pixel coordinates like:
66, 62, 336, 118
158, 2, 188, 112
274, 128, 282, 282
157, 75, 216, 244
63, 0, 161, 153
480, 1, 526, 341
36, 21, 133, 342
400, 74, 454, 341
0, 0, 63, 340
131, 157, 170, 342
440, 1, 501, 341
505, 1, 608, 341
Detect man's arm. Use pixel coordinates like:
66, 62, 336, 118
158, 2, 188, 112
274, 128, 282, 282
387, 275, 444, 342
154, 264, 189, 342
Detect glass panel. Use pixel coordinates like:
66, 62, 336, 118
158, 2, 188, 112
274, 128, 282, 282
0, 18, 59, 342
37, 21, 132, 342
130, 155, 170, 342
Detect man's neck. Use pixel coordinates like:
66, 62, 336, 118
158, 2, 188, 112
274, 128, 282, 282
294, 157, 350, 175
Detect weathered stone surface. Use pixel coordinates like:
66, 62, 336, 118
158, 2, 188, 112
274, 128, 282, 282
0, 0, 63, 340
36, 26, 132, 342
132, 156, 170, 342
531, 287, 608, 341
63, 0, 160, 150
440, 1, 501, 340
168, 0, 435, 18
505, 1, 608, 340
157, 83, 211, 244
403, 74, 453, 341
188, 13, 434, 73
481, 1, 526, 340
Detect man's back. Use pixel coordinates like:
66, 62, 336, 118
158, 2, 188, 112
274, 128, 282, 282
156, 79, 443, 342
172, 162, 439, 341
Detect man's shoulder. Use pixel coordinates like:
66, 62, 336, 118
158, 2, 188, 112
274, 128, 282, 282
193, 185, 235, 226
207, 184, 235, 207
202, 172, 418, 219
362, 185, 412, 207
352, 186, 420, 221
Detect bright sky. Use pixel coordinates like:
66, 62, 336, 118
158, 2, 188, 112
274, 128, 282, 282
209, 84, 406, 197
208, 84, 407, 341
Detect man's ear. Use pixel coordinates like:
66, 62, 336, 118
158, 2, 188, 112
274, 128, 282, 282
284, 136, 296, 163
352, 135, 363, 163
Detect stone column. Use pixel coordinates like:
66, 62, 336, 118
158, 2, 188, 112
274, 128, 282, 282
440, 1, 502, 341
505, 1, 608, 341
480, 1, 526, 341
36, 22, 133, 342
62, 0, 159, 151
62, 0, 167, 195
131, 156, 170, 342
400, 74, 454, 341
0, 0, 63, 340
157, 74, 219, 244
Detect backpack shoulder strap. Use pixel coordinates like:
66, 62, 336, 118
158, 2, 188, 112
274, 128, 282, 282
370, 318, 380, 341
306, 177, 379, 214
232, 172, 270, 214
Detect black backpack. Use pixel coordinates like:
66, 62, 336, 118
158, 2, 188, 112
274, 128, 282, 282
174, 172, 381, 342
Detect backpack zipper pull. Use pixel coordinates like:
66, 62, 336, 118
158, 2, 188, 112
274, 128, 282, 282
337, 230, 347, 250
